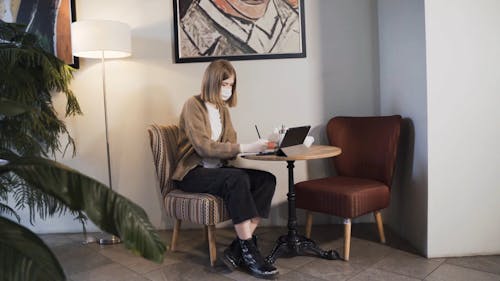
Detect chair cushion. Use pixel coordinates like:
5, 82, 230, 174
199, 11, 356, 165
164, 189, 230, 225
295, 176, 390, 218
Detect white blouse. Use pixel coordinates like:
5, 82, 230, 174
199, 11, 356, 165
202, 102, 222, 168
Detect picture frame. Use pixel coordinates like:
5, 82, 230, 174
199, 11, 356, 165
173, 0, 306, 63
0, 0, 79, 68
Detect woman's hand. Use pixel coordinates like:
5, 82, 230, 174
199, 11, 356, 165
240, 139, 268, 153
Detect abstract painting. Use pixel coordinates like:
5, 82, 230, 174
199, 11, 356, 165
0, 0, 78, 67
173, 0, 306, 63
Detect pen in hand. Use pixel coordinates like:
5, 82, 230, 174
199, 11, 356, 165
255, 125, 261, 139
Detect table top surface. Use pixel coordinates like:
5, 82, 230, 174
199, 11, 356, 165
241, 145, 341, 161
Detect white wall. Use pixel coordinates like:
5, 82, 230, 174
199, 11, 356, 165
379, 0, 500, 257
378, 0, 428, 255
425, 0, 500, 257
21, 0, 379, 233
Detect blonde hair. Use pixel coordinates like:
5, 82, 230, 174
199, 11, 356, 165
200, 60, 237, 107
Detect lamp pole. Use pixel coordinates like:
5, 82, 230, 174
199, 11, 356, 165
71, 19, 131, 246
101, 51, 113, 191
98, 51, 121, 245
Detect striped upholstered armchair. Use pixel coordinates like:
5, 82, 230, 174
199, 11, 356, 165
148, 124, 230, 266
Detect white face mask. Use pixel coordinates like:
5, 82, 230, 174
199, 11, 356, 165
221, 87, 232, 101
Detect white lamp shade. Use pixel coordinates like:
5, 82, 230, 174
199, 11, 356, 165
71, 20, 131, 59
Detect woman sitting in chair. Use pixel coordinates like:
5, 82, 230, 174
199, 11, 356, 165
172, 59, 278, 279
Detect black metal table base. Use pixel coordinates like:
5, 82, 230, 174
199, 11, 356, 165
266, 233, 341, 264
263, 160, 342, 264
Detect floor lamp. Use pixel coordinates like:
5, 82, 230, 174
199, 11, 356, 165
71, 20, 131, 245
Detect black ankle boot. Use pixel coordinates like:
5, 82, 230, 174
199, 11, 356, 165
222, 238, 241, 271
239, 238, 278, 279
222, 235, 258, 271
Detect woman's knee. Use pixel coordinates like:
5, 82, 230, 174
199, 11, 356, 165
249, 169, 276, 185
224, 169, 251, 190
257, 170, 276, 190
264, 171, 276, 186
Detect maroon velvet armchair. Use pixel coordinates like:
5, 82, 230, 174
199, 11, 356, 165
295, 115, 401, 261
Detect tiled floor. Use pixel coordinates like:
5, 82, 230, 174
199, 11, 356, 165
42, 224, 500, 281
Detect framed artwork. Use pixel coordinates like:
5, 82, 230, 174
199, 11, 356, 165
0, 0, 78, 68
173, 0, 306, 63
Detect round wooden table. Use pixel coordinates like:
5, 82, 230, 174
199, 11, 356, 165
242, 145, 342, 263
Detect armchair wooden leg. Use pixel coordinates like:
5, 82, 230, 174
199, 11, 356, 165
203, 225, 208, 241
305, 211, 313, 238
207, 224, 217, 267
374, 211, 386, 244
171, 219, 181, 252
343, 218, 351, 261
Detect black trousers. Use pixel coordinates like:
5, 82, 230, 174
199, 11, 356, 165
175, 166, 276, 224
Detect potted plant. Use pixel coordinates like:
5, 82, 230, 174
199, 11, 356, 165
0, 20, 166, 280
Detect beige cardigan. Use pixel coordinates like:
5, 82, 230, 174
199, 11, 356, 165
172, 95, 240, 181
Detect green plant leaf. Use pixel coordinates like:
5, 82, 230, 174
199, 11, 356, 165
0, 153, 166, 263
0, 217, 65, 281
0, 98, 32, 117
1, 20, 81, 157
0, 203, 20, 222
